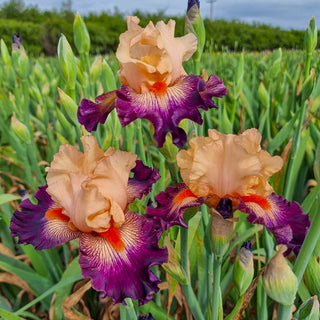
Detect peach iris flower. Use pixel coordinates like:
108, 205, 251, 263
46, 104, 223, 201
177, 129, 283, 207
78, 16, 227, 148
116, 16, 197, 94
11, 136, 169, 304
148, 129, 309, 254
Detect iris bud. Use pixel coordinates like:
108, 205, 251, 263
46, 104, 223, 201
11, 33, 30, 79
300, 68, 316, 101
73, 12, 90, 55
210, 198, 235, 259
57, 34, 77, 90
57, 88, 79, 126
304, 17, 317, 54
233, 241, 254, 296
258, 81, 270, 108
11, 113, 31, 145
263, 245, 298, 305
90, 55, 102, 84
185, 0, 205, 63
294, 296, 320, 320
1, 38, 11, 67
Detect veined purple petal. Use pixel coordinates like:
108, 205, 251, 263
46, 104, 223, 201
199, 74, 228, 107
116, 74, 227, 148
79, 211, 167, 305
10, 186, 80, 250
238, 193, 310, 255
146, 183, 204, 230
78, 91, 117, 132
127, 160, 160, 205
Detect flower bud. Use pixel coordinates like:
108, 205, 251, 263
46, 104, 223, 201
271, 48, 282, 78
161, 236, 188, 285
258, 81, 270, 108
233, 241, 254, 296
304, 255, 320, 298
304, 17, 317, 54
185, 0, 205, 63
90, 55, 102, 83
300, 68, 316, 101
210, 198, 235, 259
57, 34, 77, 90
1, 38, 12, 67
102, 58, 117, 91
73, 12, 90, 55
294, 296, 320, 320
263, 245, 298, 305
11, 113, 31, 145
11, 33, 30, 79
57, 88, 79, 126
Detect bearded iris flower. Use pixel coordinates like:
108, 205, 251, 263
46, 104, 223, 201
10, 135, 169, 305
147, 129, 310, 254
78, 16, 227, 148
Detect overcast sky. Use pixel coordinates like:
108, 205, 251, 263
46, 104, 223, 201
6, 0, 320, 30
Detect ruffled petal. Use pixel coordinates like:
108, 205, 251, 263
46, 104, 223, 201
146, 183, 204, 230
116, 74, 227, 148
127, 160, 160, 204
238, 193, 310, 254
78, 91, 117, 132
79, 211, 167, 305
10, 186, 80, 250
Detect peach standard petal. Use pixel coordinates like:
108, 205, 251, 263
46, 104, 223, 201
177, 129, 283, 199
116, 16, 197, 93
46, 136, 137, 233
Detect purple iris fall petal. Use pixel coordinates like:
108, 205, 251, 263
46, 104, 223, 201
10, 186, 80, 250
78, 91, 117, 132
146, 183, 204, 230
238, 193, 310, 255
116, 74, 227, 148
127, 160, 160, 205
79, 210, 167, 305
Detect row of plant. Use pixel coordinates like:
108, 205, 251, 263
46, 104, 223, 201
0, 0, 315, 56
0, 2, 320, 320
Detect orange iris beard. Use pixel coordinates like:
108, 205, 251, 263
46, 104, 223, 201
101, 225, 125, 252
45, 208, 70, 222
240, 194, 271, 210
149, 81, 168, 96
173, 188, 197, 203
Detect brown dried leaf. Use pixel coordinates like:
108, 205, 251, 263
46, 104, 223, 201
0, 272, 34, 302
98, 297, 120, 320
62, 280, 93, 320
0, 243, 15, 257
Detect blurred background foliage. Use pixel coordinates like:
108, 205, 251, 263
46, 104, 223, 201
0, 0, 317, 56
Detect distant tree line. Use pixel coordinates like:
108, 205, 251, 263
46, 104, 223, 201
0, 0, 315, 56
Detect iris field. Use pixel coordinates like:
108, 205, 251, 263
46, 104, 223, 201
0, 5, 320, 320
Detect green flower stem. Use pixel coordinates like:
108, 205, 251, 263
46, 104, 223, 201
304, 53, 312, 80
212, 255, 222, 320
230, 98, 237, 126
124, 298, 137, 320
167, 161, 179, 185
277, 200, 320, 320
137, 119, 146, 164
283, 101, 307, 201
120, 304, 128, 320
180, 226, 205, 320
195, 59, 201, 76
